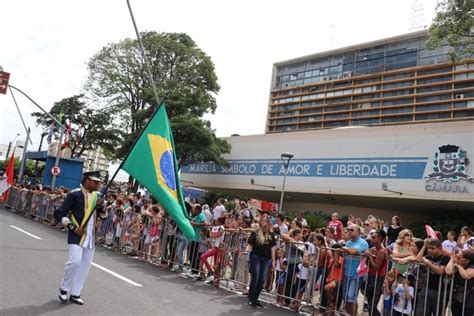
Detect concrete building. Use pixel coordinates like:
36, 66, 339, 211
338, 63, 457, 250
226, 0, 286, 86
81, 146, 110, 174
267, 30, 473, 133
181, 121, 473, 222
0, 142, 26, 161
181, 31, 474, 222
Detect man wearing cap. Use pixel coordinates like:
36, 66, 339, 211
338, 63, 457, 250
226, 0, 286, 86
57, 171, 107, 305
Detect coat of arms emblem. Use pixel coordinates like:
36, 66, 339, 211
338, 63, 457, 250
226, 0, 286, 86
425, 145, 473, 183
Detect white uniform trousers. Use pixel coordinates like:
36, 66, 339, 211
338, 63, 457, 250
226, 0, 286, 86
60, 244, 95, 296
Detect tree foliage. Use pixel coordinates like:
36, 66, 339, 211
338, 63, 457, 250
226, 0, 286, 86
85, 32, 230, 165
0, 157, 38, 178
427, 0, 474, 62
31, 95, 122, 159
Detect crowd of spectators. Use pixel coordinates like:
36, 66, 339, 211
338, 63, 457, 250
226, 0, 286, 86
3, 185, 473, 315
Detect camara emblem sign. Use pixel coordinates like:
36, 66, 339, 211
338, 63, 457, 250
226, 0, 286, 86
425, 144, 473, 193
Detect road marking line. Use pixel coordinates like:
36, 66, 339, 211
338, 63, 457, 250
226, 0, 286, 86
91, 262, 142, 287
9, 225, 42, 240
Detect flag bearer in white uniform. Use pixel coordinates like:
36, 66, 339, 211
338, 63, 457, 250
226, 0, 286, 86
57, 171, 107, 305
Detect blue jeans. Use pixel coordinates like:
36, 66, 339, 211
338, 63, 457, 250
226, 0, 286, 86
248, 254, 271, 303
176, 236, 188, 267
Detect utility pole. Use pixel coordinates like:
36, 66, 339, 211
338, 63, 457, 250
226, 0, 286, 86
33, 132, 47, 176
18, 127, 31, 181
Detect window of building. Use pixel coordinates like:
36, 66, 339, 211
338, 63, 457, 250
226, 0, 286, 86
325, 113, 349, 119
383, 89, 414, 97
382, 98, 413, 106
415, 112, 450, 121
352, 118, 380, 125
417, 84, 452, 93
417, 75, 452, 85
417, 93, 451, 103
327, 97, 351, 105
353, 93, 381, 101
382, 107, 413, 115
454, 82, 474, 89
276, 118, 298, 124
299, 116, 322, 122
383, 81, 414, 89
453, 110, 474, 118
454, 101, 467, 109
326, 105, 351, 112
354, 77, 381, 85
416, 104, 451, 112
381, 115, 413, 123
300, 123, 321, 129
383, 72, 414, 81
275, 125, 298, 132
325, 120, 349, 127
300, 108, 323, 115
417, 66, 452, 76
352, 109, 380, 117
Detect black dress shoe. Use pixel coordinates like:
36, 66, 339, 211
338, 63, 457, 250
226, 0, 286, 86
69, 295, 84, 305
247, 301, 256, 308
58, 289, 68, 303
254, 301, 264, 308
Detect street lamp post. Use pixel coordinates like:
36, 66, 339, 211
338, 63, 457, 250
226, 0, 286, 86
278, 152, 294, 214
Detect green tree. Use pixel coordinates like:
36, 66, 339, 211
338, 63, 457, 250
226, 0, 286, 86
0, 157, 38, 179
85, 31, 230, 166
31, 95, 122, 159
426, 0, 474, 62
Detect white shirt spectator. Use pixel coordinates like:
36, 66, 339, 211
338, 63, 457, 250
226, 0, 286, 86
239, 207, 250, 218
442, 240, 457, 254
202, 205, 213, 224
213, 204, 226, 220
278, 223, 289, 236
297, 263, 309, 280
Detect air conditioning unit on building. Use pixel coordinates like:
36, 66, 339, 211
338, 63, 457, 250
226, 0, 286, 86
343, 71, 352, 78
455, 94, 465, 99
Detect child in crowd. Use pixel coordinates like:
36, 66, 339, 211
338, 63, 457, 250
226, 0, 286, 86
382, 269, 397, 316
112, 205, 123, 251
291, 252, 310, 312
149, 213, 161, 262
200, 217, 225, 282
324, 244, 344, 314
442, 231, 458, 254
275, 247, 288, 306
196, 229, 210, 281
392, 273, 415, 316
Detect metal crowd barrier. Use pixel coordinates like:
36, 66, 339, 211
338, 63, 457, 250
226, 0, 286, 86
3, 187, 65, 224
2, 194, 472, 316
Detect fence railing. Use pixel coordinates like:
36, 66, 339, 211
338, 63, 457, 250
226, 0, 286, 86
2, 187, 472, 315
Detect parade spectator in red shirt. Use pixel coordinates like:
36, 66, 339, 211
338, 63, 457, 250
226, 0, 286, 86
328, 212, 344, 240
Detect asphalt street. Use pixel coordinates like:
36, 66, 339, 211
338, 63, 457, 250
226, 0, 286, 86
0, 208, 292, 316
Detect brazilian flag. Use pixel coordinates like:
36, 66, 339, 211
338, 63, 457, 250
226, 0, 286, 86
122, 103, 194, 240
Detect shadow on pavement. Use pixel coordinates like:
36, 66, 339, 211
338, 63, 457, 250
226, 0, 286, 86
0, 300, 68, 316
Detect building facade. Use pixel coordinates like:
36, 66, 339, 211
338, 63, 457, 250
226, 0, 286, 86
267, 30, 474, 133
181, 121, 474, 222
180, 31, 474, 222
81, 146, 110, 174
0, 143, 26, 161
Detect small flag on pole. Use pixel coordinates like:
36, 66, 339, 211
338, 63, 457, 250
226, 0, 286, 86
1, 152, 15, 199
121, 103, 194, 240
47, 122, 54, 144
